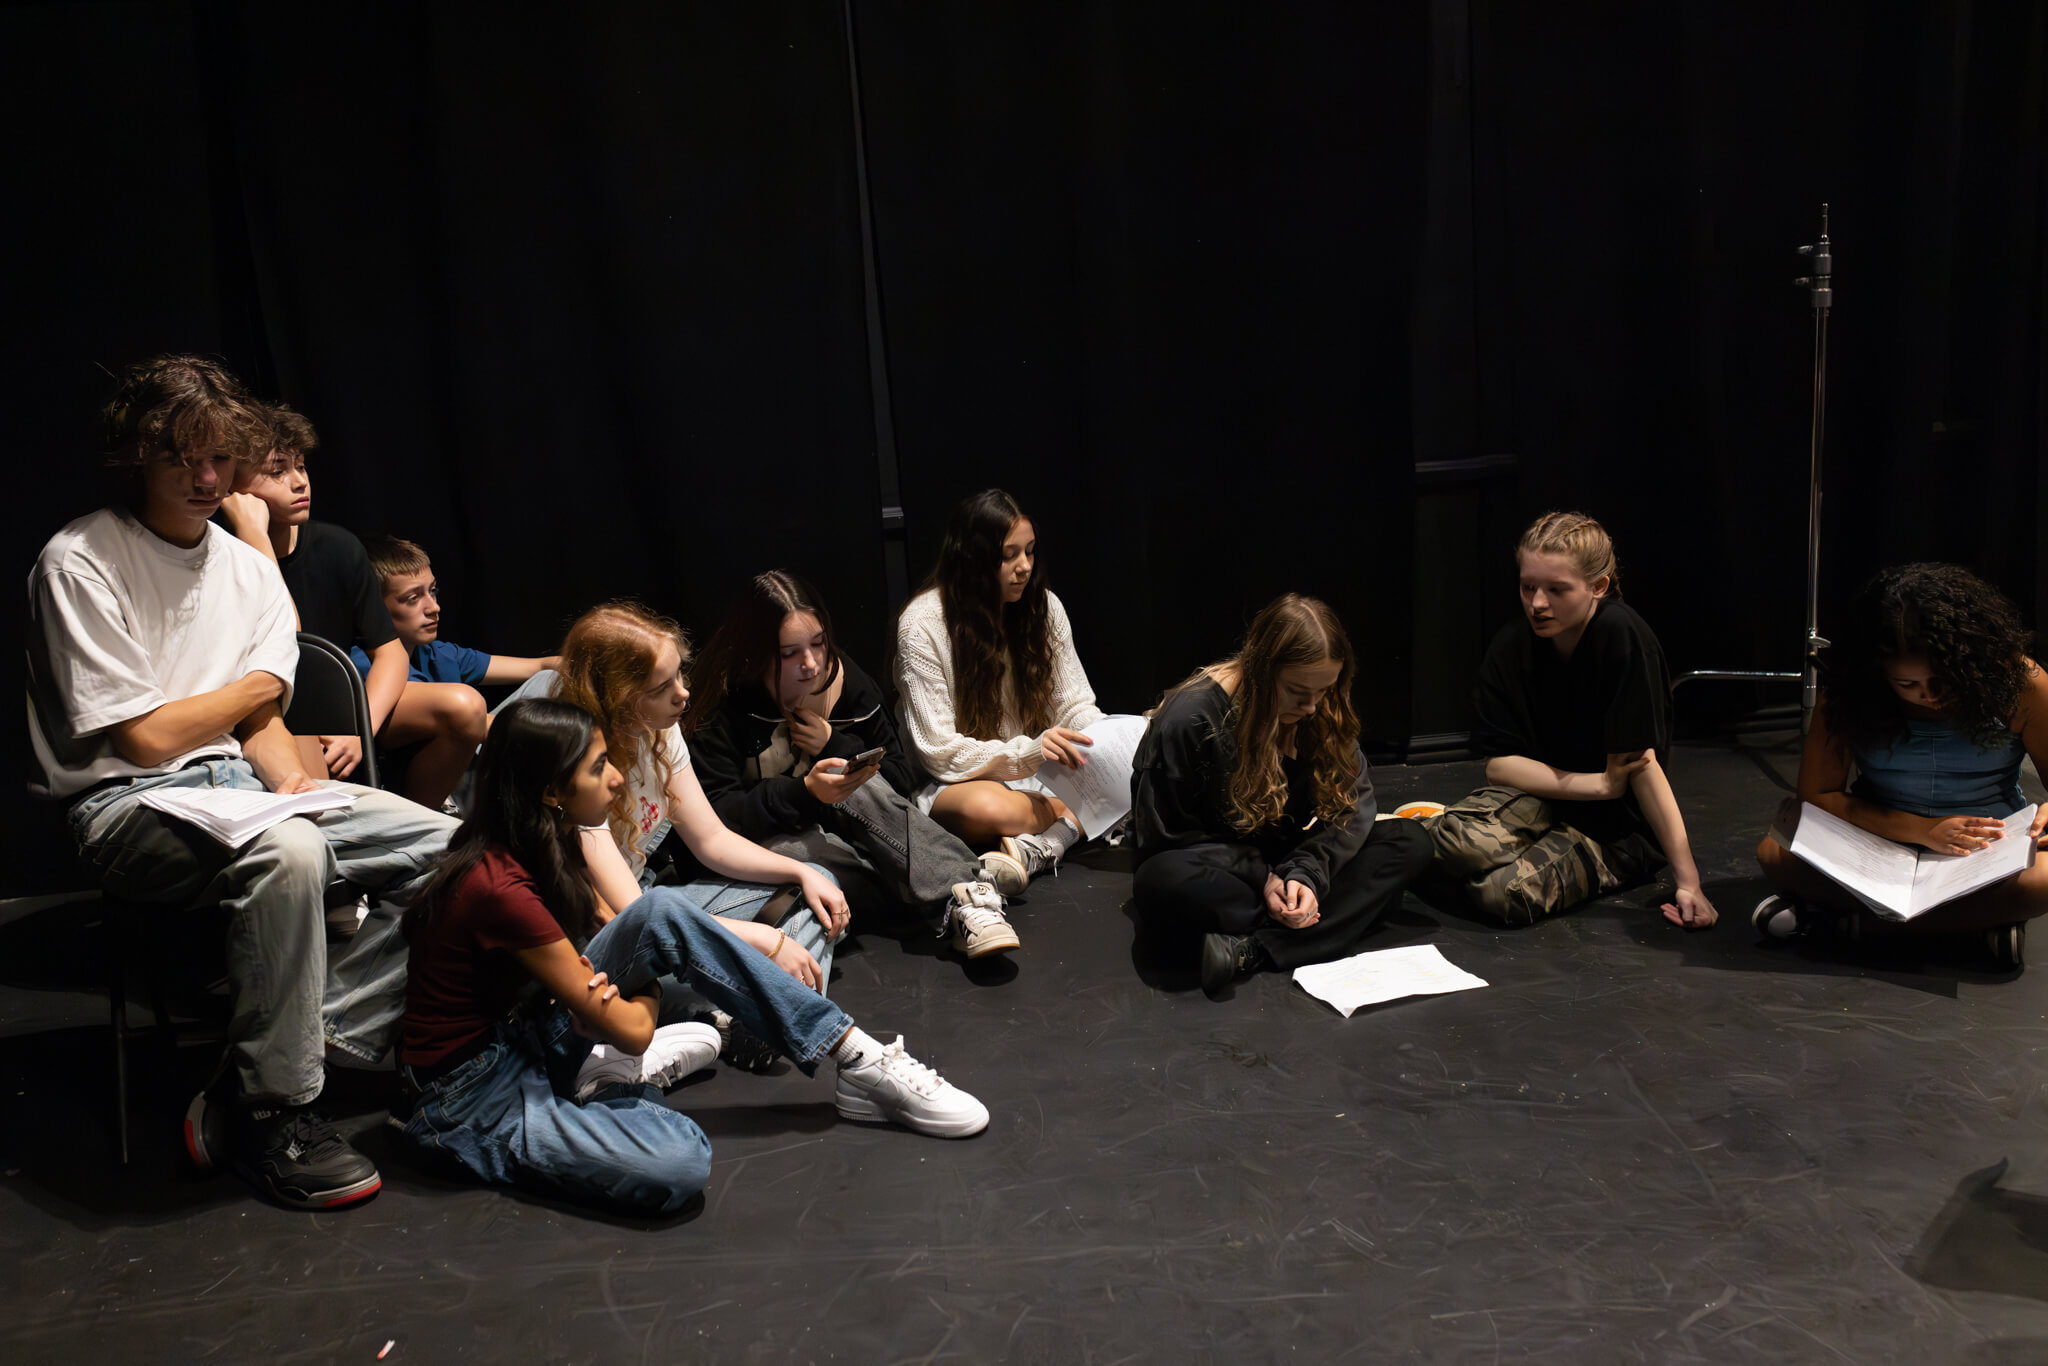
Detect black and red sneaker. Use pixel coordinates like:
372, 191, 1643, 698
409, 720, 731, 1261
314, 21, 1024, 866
185, 1085, 381, 1209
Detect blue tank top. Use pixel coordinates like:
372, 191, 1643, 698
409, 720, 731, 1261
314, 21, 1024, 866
1850, 719, 2026, 818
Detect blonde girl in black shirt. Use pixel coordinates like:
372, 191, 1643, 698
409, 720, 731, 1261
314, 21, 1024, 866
1428, 512, 1717, 928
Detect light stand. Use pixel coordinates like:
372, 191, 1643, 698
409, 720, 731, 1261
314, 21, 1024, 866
1671, 205, 1833, 731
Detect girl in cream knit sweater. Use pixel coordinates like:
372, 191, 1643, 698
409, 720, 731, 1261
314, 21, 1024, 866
894, 490, 1103, 882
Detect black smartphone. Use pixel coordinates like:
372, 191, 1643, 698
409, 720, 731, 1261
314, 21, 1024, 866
849, 746, 886, 770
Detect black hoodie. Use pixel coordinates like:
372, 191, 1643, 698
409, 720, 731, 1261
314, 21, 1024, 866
688, 655, 926, 843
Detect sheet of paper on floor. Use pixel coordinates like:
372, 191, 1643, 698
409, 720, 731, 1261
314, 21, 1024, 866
1292, 943, 1489, 1017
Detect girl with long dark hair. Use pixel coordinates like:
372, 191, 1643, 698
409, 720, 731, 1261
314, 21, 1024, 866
686, 570, 1025, 959
1131, 595, 1436, 997
894, 489, 1102, 881
394, 698, 989, 1215
503, 601, 849, 998
1753, 563, 2048, 966
1428, 512, 1717, 927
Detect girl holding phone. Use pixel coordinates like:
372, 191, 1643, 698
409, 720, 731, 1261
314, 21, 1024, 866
687, 571, 1024, 960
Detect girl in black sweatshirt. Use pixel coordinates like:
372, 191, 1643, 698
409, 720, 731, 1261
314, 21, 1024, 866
1132, 594, 1434, 998
685, 571, 1028, 963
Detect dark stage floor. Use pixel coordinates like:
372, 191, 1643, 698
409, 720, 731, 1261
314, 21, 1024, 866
4, 734, 2047, 1364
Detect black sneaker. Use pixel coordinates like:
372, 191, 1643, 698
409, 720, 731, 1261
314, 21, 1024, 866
1751, 893, 1803, 939
1986, 923, 2027, 971
710, 1009, 781, 1074
189, 1090, 382, 1209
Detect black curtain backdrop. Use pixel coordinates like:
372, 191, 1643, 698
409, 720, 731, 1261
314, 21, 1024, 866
5, 2, 2046, 878
1410, 0, 2048, 735
854, 4, 1428, 734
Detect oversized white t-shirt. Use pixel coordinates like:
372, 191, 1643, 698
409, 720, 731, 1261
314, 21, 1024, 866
621, 724, 692, 875
27, 507, 300, 798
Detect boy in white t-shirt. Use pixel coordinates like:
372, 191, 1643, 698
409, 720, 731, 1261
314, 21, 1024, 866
24, 356, 455, 1211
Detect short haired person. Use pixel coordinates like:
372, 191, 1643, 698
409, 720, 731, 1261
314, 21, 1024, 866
217, 406, 408, 789
893, 489, 1102, 880
25, 356, 455, 1208
1427, 512, 1717, 929
219, 413, 484, 810
354, 534, 558, 688
1132, 595, 1436, 997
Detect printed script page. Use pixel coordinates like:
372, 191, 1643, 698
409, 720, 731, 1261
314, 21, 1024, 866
1906, 803, 2037, 917
1788, 801, 1921, 918
1035, 714, 1148, 839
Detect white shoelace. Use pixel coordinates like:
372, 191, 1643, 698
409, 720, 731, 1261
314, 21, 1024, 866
945, 883, 1007, 934
868, 1037, 943, 1097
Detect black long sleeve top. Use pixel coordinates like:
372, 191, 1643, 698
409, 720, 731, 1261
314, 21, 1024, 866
687, 655, 924, 843
1131, 676, 1378, 896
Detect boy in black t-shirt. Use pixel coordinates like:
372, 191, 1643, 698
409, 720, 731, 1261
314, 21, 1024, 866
221, 405, 484, 809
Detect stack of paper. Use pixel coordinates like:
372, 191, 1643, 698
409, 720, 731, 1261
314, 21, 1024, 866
137, 786, 355, 847
1292, 944, 1489, 1017
1788, 801, 2037, 920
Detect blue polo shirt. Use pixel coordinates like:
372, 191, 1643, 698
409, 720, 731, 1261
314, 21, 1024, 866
349, 637, 491, 685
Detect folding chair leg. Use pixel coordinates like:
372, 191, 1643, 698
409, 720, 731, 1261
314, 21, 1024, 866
109, 959, 130, 1166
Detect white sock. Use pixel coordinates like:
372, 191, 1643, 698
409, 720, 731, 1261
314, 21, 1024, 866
1033, 815, 1082, 859
832, 1025, 886, 1071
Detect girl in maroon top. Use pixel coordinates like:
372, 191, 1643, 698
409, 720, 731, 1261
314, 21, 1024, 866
395, 698, 990, 1216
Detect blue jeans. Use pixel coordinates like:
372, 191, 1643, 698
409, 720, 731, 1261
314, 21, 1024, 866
397, 886, 853, 1215
675, 872, 838, 993
70, 758, 455, 1104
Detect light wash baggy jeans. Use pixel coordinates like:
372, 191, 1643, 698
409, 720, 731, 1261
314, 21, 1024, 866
396, 885, 853, 1215
70, 758, 456, 1105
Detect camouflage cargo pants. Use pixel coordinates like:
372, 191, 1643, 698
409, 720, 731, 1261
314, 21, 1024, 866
1426, 785, 1661, 924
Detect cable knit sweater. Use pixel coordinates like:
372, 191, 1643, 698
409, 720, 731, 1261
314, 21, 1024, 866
894, 587, 1105, 784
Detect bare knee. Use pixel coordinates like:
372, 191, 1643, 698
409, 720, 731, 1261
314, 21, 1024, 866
413, 682, 486, 742
937, 783, 1029, 842
445, 685, 488, 743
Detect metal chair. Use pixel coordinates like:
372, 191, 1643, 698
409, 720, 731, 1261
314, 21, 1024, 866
286, 631, 381, 789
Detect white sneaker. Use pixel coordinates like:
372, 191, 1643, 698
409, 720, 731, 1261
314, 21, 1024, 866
835, 1035, 989, 1138
575, 1022, 721, 1101
978, 849, 1029, 896
948, 881, 1020, 958
1001, 832, 1058, 879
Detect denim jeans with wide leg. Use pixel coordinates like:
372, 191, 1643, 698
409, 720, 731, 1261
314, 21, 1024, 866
397, 886, 854, 1215
70, 759, 456, 1105
674, 868, 839, 993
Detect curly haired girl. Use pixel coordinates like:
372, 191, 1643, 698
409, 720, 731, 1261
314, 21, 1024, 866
1753, 563, 2048, 966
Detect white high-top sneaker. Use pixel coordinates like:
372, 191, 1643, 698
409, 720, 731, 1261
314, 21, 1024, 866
947, 880, 1020, 958
834, 1034, 989, 1138
575, 1021, 721, 1101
